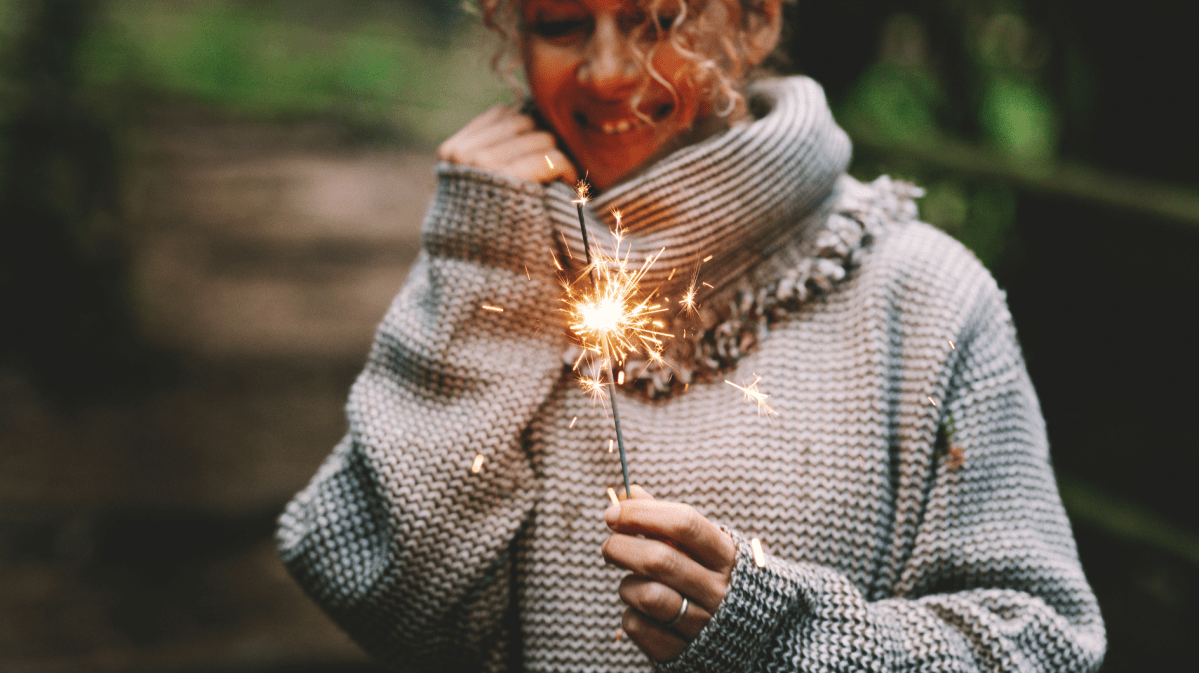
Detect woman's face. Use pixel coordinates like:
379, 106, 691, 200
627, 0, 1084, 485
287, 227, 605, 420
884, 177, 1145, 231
521, 0, 739, 189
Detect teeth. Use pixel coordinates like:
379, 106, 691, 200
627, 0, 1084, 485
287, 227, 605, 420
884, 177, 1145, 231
598, 117, 647, 134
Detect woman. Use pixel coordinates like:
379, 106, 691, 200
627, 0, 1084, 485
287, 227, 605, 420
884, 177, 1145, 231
277, 1, 1106, 670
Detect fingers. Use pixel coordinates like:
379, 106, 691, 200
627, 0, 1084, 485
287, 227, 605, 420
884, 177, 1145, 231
544, 150, 580, 184
438, 104, 579, 185
618, 575, 710, 640
437, 104, 517, 162
603, 533, 727, 613
621, 607, 688, 662
605, 499, 736, 574
448, 112, 536, 164
615, 484, 655, 502
500, 146, 577, 184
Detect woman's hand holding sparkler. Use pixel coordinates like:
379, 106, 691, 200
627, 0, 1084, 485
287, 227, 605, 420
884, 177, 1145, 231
602, 485, 737, 662
438, 104, 579, 184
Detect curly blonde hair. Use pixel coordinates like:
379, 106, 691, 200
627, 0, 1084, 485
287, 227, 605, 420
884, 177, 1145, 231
477, 0, 790, 123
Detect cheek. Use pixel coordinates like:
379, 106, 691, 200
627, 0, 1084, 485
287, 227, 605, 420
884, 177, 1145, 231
651, 48, 705, 116
525, 49, 573, 105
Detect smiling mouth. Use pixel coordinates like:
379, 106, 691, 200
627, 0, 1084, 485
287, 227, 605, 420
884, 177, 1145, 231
574, 103, 674, 135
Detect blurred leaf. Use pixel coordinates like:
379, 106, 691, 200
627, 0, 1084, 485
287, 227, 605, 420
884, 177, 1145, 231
914, 179, 1014, 269
980, 76, 1057, 158
1060, 476, 1199, 567
962, 183, 1016, 267
839, 62, 944, 144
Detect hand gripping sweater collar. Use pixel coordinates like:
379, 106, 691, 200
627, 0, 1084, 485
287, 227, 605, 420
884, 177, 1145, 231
545, 76, 923, 396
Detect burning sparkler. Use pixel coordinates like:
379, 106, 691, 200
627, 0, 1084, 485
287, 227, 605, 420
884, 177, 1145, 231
566, 179, 670, 501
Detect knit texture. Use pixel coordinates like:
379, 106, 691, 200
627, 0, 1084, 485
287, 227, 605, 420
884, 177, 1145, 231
277, 77, 1105, 672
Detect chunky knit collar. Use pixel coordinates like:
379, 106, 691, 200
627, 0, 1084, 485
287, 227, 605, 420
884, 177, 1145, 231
544, 76, 921, 397
547, 76, 851, 301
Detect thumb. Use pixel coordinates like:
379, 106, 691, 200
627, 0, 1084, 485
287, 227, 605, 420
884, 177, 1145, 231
552, 154, 579, 185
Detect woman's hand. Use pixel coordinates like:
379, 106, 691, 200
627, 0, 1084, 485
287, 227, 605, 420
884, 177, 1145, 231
437, 104, 578, 184
601, 485, 738, 662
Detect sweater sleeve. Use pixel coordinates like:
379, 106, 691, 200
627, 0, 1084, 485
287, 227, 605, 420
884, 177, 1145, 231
656, 275, 1106, 673
276, 164, 568, 671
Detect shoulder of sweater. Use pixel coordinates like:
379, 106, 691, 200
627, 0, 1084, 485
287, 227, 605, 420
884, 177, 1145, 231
864, 217, 1003, 308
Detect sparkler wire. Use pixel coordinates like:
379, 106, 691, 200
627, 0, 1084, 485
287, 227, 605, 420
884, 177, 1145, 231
575, 197, 633, 501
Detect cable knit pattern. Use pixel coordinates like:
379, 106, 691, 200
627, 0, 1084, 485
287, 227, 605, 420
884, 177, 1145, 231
277, 76, 1104, 672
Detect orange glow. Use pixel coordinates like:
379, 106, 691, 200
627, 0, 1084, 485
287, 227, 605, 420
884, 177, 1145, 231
750, 537, 766, 567
564, 234, 671, 368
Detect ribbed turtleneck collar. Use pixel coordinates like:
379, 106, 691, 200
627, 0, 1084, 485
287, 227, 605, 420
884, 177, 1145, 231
541, 77, 922, 398
545, 76, 852, 300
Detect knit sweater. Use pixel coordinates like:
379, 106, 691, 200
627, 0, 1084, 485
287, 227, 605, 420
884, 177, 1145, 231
277, 77, 1105, 672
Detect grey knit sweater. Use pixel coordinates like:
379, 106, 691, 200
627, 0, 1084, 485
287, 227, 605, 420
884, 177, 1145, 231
277, 77, 1105, 672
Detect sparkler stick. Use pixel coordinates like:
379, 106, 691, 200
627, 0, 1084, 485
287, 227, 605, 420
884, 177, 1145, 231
573, 180, 634, 501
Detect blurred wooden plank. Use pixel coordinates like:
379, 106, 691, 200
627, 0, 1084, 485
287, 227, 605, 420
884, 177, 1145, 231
850, 126, 1199, 228
1059, 476, 1199, 567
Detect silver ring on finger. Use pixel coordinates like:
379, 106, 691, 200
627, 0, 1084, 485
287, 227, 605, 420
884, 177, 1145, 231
664, 595, 689, 627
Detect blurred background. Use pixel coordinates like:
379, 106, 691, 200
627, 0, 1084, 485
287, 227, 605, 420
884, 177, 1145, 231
1, 0, 1195, 670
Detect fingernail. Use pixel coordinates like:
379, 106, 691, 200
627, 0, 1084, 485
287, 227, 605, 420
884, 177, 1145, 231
604, 503, 620, 528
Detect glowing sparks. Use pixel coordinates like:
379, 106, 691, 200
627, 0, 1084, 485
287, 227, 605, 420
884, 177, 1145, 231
702, 255, 713, 262
564, 237, 671, 369
481, 305, 504, 313
608, 439, 614, 453
569, 416, 578, 428
615, 627, 624, 642
617, 370, 625, 385
725, 375, 778, 419
750, 537, 766, 567
544, 155, 554, 170
579, 375, 608, 400
948, 339, 956, 350
679, 285, 698, 316
607, 487, 620, 505
677, 264, 702, 318
927, 396, 938, 407
572, 179, 591, 204
471, 454, 485, 473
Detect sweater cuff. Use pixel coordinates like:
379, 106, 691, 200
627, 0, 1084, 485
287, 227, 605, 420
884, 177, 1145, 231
424, 162, 556, 276
655, 529, 803, 673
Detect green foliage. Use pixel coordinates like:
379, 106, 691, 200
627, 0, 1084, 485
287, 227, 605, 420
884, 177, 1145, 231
917, 179, 1016, 268
979, 76, 1057, 158
832, 5, 1063, 271
841, 62, 945, 144
72, 0, 509, 146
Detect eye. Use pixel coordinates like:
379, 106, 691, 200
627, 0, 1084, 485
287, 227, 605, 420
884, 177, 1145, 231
528, 16, 591, 40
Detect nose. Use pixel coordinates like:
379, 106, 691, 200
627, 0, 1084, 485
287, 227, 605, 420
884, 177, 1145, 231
576, 17, 639, 97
